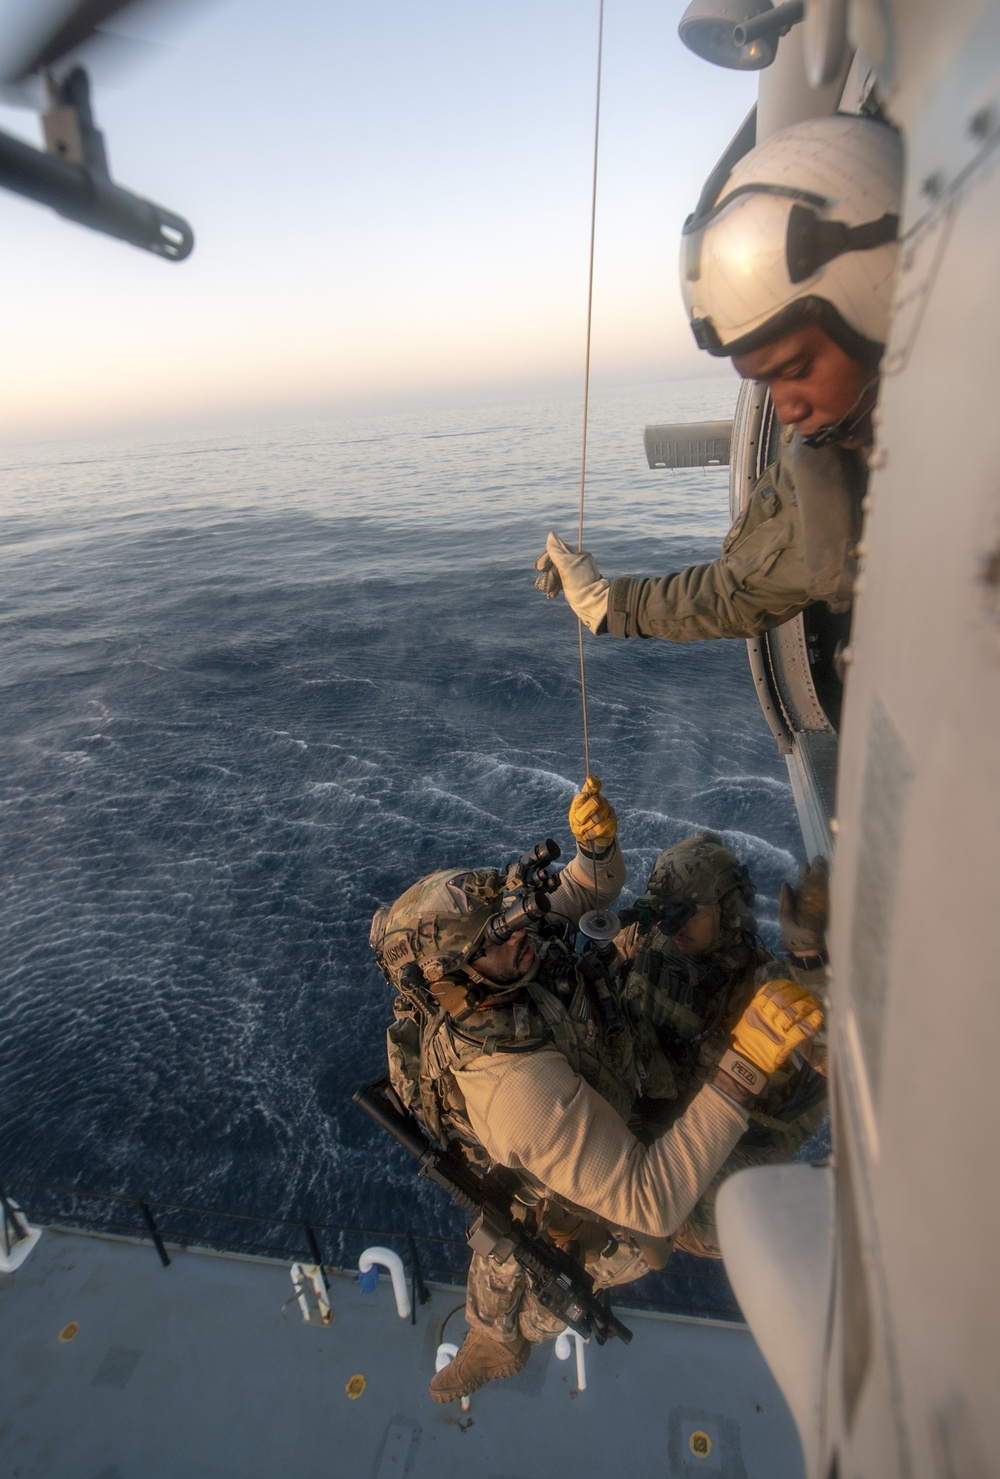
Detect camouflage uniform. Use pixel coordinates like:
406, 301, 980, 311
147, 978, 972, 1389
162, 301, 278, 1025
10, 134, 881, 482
467, 1221, 652, 1345
619, 834, 828, 1257
373, 846, 747, 1351
606, 433, 866, 641
387, 909, 675, 1342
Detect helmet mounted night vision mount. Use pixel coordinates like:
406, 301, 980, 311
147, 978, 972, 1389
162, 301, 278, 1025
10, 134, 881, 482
477, 839, 563, 952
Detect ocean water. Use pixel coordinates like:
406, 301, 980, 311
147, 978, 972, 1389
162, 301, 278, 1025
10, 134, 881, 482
0, 377, 802, 1301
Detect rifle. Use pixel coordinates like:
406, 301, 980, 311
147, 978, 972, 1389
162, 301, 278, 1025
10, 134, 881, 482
353, 1075, 632, 1346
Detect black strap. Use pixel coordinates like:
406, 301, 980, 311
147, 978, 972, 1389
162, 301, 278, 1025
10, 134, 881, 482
786, 205, 899, 284
790, 952, 827, 972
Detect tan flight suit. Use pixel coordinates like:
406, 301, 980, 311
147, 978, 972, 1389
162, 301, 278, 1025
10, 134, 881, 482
606, 433, 866, 641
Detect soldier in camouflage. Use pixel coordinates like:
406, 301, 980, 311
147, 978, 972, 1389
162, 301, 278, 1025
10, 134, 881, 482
369, 783, 824, 1403
619, 832, 829, 1258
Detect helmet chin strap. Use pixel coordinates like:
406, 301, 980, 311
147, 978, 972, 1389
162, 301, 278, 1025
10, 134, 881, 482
801, 375, 880, 449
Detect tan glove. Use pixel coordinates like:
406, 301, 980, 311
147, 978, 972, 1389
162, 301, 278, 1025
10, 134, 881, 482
568, 775, 618, 851
534, 532, 610, 634
779, 857, 829, 956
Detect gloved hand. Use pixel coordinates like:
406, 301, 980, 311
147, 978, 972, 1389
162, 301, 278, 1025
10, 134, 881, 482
534, 532, 610, 634
730, 979, 824, 1076
779, 857, 829, 956
568, 775, 618, 851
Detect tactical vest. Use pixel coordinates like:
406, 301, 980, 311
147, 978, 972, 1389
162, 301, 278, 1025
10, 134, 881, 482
622, 927, 823, 1133
386, 933, 638, 1163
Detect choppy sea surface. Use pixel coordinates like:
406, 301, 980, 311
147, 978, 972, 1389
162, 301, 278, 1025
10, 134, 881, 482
0, 377, 804, 1310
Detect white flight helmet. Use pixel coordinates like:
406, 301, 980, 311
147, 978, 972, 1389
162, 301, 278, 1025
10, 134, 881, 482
681, 114, 903, 365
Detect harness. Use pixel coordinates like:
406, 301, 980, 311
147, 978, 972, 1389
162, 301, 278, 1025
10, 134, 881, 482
386, 932, 637, 1167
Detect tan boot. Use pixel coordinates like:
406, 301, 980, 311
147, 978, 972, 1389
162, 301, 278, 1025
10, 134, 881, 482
429, 1329, 530, 1404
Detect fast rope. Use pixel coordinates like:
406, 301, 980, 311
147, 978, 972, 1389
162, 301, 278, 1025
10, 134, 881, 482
577, 0, 605, 784
578, 0, 606, 904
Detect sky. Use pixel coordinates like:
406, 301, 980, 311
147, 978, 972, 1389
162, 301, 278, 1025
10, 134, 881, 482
0, 0, 756, 441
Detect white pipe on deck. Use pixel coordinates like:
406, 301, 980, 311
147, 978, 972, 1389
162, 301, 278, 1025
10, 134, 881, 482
555, 1328, 588, 1391
435, 1342, 471, 1412
358, 1246, 411, 1319
0, 1200, 41, 1275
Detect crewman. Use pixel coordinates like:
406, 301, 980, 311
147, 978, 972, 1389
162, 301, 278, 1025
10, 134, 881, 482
534, 113, 902, 645
618, 833, 829, 1258
369, 780, 822, 1402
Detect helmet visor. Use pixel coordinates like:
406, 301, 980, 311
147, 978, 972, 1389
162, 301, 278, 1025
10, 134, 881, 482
683, 185, 830, 347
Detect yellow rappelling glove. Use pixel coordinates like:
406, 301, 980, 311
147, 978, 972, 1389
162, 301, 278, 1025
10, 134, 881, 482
712, 980, 823, 1107
732, 979, 823, 1073
568, 775, 618, 852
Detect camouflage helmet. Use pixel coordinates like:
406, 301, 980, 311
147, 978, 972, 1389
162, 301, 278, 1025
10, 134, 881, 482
638, 832, 756, 943
370, 867, 506, 991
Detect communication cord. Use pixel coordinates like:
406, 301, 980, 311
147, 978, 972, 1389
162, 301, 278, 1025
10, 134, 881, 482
578, 0, 606, 898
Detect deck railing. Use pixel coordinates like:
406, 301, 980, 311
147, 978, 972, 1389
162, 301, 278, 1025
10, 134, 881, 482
0, 1176, 743, 1323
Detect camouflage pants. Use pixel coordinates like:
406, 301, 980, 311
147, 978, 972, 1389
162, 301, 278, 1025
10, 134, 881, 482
465, 1237, 653, 1347
673, 1102, 827, 1259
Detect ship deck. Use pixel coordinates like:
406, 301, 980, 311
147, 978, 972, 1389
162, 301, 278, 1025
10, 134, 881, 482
0, 1226, 803, 1478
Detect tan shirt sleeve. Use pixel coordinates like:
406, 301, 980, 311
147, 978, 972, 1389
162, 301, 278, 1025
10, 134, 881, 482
606, 462, 809, 642
456, 1046, 747, 1239
546, 842, 625, 930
